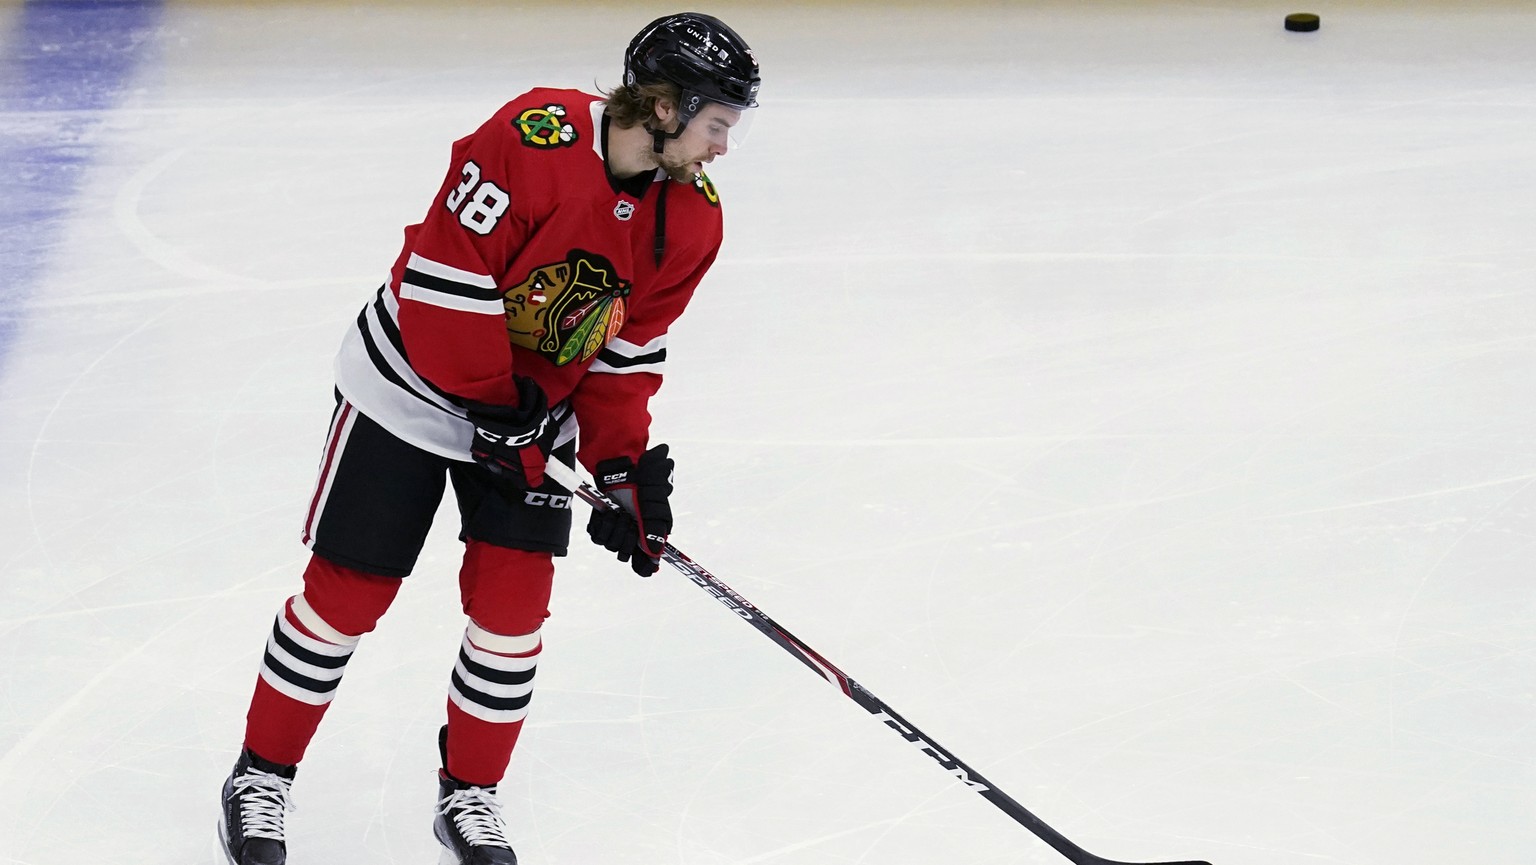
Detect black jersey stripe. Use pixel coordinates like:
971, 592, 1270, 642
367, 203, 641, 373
595, 346, 666, 368
354, 307, 446, 412
402, 266, 504, 303
366, 291, 466, 407
357, 289, 462, 411
368, 287, 408, 357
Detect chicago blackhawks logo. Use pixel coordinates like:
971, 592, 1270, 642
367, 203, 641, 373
692, 172, 720, 207
504, 250, 630, 366
514, 104, 577, 148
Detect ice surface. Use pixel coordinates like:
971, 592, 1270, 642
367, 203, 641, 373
1, 2, 1533, 863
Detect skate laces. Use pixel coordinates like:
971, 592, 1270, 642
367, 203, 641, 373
438, 785, 512, 848
231, 768, 296, 840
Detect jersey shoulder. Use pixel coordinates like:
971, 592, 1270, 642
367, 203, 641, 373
679, 171, 725, 212
657, 172, 725, 267
494, 88, 601, 153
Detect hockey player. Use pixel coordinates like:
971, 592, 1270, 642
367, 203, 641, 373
217, 13, 760, 865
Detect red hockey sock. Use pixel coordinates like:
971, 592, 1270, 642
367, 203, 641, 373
243, 557, 400, 765
243, 595, 359, 765
443, 621, 542, 786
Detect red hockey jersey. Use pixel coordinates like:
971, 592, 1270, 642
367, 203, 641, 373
334, 88, 724, 471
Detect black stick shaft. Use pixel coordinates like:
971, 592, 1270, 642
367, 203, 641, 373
547, 462, 1211, 865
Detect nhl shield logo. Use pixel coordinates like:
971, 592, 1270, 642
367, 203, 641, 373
613, 200, 636, 221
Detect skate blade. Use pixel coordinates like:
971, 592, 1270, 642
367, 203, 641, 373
215, 813, 238, 865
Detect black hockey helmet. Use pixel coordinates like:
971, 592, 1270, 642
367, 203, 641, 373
624, 12, 760, 126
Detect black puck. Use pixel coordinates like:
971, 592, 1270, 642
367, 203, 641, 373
1285, 12, 1321, 32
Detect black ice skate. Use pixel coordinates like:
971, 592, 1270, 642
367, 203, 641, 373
434, 771, 518, 865
434, 724, 517, 865
218, 748, 297, 865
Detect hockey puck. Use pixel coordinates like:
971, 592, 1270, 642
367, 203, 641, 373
1284, 13, 1321, 32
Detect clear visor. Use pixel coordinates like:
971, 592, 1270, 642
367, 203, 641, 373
684, 100, 756, 150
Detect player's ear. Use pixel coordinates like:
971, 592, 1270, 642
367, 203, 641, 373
652, 97, 677, 128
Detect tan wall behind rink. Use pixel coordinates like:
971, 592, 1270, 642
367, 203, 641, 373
142, 0, 1536, 8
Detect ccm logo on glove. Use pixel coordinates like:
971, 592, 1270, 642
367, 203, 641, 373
587, 444, 674, 577
465, 376, 557, 491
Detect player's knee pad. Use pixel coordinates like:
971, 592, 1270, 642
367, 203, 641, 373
300, 553, 403, 637
457, 540, 553, 638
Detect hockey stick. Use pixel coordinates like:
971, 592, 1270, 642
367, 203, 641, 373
545, 460, 1212, 865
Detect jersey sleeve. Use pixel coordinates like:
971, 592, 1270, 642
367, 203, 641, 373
394, 110, 530, 407
569, 243, 719, 471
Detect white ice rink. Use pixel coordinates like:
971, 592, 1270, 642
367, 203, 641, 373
1, 1, 1533, 863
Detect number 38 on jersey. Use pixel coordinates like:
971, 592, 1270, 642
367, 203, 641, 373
444, 160, 509, 235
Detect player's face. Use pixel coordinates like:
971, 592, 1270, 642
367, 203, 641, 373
659, 102, 742, 181
503, 264, 556, 342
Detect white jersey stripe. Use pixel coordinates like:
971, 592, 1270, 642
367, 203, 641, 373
364, 292, 463, 414
399, 253, 500, 314
588, 356, 660, 375
604, 333, 668, 358
332, 285, 583, 459
399, 280, 505, 315
400, 253, 504, 314
405, 252, 497, 289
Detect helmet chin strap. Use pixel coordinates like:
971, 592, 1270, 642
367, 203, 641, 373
647, 120, 686, 154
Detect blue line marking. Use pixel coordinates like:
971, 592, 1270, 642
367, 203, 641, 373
0, 0, 164, 372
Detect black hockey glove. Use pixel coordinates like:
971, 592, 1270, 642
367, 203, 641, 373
466, 376, 557, 490
587, 444, 674, 577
